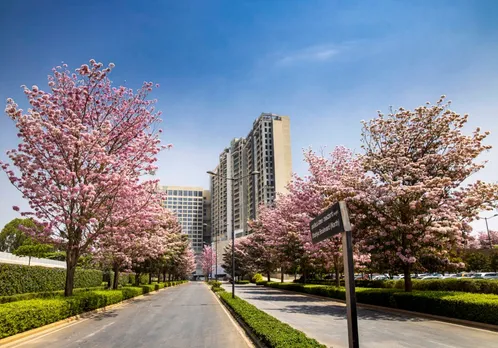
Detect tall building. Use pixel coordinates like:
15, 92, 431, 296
162, 186, 211, 255
209, 113, 292, 274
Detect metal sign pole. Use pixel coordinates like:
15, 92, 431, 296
339, 201, 359, 348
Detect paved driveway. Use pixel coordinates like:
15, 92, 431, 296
224, 283, 498, 348
7, 282, 252, 348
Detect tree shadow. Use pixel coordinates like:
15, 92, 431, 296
88, 310, 120, 321
279, 303, 425, 322
250, 294, 323, 303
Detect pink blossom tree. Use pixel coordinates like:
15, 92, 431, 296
356, 96, 498, 291
199, 245, 216, 279
476, 230, 498, 249
1, 60, 165, 295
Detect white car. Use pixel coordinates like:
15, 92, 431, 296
372, 275, 390, 281
420, 275, 443, 280
472, 272, 498, 279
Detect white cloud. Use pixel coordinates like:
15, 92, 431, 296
276, 44, 343, 65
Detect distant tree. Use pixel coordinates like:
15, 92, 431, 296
199, 245, 216, 280
12, 243, 53, 265
0, 218, 37, 252
464, 252, 489, 272
490, 251, 498, 273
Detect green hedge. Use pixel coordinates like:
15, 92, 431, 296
217, 289, 325, 348
0, 281, 188, 338
0, 286, 105, 304
265, 282, 498, 325
355, 278, 498, 295
256, 280, 268, 286
235, 280, 250, 284
0, 264, 103, 296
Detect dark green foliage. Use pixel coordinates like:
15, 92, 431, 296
392, 291, 498, 325
256, 280, 268, 286
465, 252, 490, 272
0, 281, 188, 338
0, 218, 37, 252
356, 278, 498, 295
235, 280, 250, 284
12, 244, 53, 260
264, 282, 498, 325
0, 264, 103, 296
217, 289, 326, 348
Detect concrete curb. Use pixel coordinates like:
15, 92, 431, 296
0, 282, 188, 347
258, 284, 498, 333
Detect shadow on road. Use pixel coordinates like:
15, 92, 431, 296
279, 303, 424, 322
90, 311, 120, 321
250, 294, 323, 303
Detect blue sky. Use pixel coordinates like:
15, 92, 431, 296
1, 0, 498, 232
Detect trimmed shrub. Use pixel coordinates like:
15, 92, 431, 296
217, 289, 326, 347
392, 291, 498, 325
235, 280, 250, 284
256, 280, 268, 286
0, 290, 124, 338
356, 278, 498, 295
0, 264, 103, 296
251, 273, 264, 283
208, 280, 222, 287
0, 281, 188, 338
0, 286, 104, 304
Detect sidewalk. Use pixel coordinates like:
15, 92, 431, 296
223, 283, 498, 348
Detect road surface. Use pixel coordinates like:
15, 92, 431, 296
223, 283, 498, 348
9, 282, 252, 348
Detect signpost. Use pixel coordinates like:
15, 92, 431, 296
310, 201, 359, 348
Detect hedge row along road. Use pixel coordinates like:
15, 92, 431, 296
223, 283, 498, 348
2, 282, 252, 348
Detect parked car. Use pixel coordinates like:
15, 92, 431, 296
442, 274, 457, 279
421, 275, 442, 280
392, 275, 404, 280
372, 275, 390, 281
472, 272, 498, 279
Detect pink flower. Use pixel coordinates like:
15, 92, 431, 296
12, 206, 20, 211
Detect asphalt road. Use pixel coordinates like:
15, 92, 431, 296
223, 283, 498, 348
9, 282, 252, 348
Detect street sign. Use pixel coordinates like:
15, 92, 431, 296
309, 201, 359, 348
310, 202, 344, 244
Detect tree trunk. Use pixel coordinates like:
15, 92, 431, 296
168, 273, 171, 281
403, 264, 412, 292
267, 272, 271, 282
112, 263, 119, 290
64, 248, 79, 296
334, 255, 340, 287
163, 271, 167, 282
157, 270, 161, 282
28, 256, 31, 266
281, 267, 284, 283
135, 272, 141, 286
149, 273, 152, 284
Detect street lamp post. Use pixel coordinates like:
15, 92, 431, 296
207, 169, 259, 298
484, 214, 498, 249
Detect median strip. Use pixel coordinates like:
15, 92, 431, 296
210, 283, 326, 348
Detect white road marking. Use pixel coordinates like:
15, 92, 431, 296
75, 321, 115, 342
